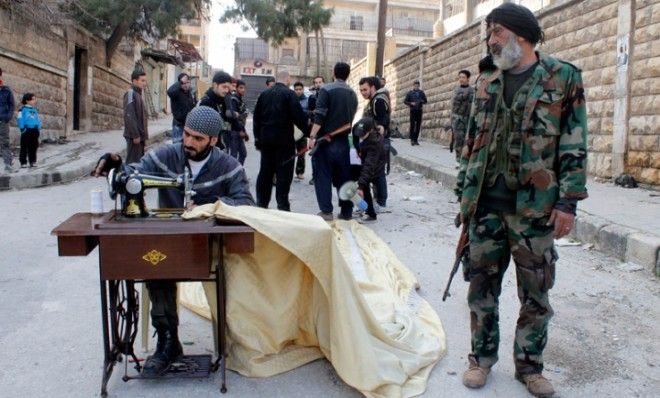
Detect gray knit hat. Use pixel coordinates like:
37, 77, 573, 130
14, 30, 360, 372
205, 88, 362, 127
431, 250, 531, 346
185, 106, 222, 137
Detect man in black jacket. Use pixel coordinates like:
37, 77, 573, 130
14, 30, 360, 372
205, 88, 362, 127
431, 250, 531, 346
167, 73, 195, 143
404, 80, 428, 145
199, 71, 243, 150
253, 70, 309, 211
307, 62, 358, 221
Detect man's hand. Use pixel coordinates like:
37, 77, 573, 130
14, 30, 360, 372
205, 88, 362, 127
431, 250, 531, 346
240, 131, 249, 142
307, 137, 316, 151
132, 137, 141, 145
547, 209, 575, 239
377, 125, 385, 135
92, 153, 121, 177
357, 188, 364, 198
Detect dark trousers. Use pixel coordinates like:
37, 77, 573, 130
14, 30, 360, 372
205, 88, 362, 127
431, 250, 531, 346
19, 128, 39, 165
409, 110, 423, 143
256, 145, 295, 211
229, 131, 247, 165
146, 281, 178, 330
294, 139, 306, 176
311, 139, 353, 217
125, 137, 145, 163
373, 172, 388, 207
358, 182, 377, 218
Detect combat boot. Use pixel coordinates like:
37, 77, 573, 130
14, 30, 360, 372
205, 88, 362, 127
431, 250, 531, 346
142, 328, 183, 377
462, 356, 490, 388
515, 372, 555, 397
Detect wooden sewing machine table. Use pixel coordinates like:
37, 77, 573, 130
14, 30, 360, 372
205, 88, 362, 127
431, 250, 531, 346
51, 211, 254, 397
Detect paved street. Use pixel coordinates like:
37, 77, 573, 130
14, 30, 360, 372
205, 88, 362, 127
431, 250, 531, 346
0, 139, 658, 398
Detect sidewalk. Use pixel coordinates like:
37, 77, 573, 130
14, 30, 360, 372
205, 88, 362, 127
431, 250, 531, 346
0, 116, 172, 190
391, 137, 660, 276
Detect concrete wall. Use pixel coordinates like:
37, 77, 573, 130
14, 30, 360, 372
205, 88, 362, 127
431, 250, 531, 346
0, 8, 135, 142
354, 0, 660, 185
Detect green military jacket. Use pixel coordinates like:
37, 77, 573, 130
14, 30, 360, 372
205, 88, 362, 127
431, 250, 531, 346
455, 52, 588, 219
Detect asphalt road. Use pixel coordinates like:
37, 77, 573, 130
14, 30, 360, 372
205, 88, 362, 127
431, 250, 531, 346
0, 139, 658, 397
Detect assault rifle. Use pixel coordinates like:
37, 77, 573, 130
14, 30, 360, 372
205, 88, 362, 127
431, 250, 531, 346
442, 216, 470, 301
281, 123, 351, 165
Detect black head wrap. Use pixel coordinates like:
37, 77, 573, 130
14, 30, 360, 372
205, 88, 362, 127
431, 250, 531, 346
486, 3, 544, 45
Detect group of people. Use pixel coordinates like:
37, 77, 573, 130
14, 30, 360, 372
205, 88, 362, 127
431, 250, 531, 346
0, 67, 47, 173
252, 63, 403, 223
101, 3, 588, 397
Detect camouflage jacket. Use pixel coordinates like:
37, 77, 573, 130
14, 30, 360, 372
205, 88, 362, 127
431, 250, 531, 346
455, 52, 588, 219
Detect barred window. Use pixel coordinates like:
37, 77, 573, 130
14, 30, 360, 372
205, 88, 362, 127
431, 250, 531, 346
350, 16, 364, 31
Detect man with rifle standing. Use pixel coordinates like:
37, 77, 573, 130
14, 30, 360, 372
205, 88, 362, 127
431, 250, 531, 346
307, 62, 358, 221
452, 4, 588, 397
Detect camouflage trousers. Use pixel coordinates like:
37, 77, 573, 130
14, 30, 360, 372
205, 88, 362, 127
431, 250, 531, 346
467, 206, 557, 375
0, 121, 12, 167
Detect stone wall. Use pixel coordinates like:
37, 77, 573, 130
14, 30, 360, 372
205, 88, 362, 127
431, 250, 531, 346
353, 0, 660, 185
0, 7, 135, 142
628, 0, 660, 184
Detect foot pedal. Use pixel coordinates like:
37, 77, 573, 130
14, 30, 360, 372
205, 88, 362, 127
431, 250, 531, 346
138, 355, 212, 379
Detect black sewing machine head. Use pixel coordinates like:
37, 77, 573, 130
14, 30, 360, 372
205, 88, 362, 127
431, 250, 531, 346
107, 168, 193, 218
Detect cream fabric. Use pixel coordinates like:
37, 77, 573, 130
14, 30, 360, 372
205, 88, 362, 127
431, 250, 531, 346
180, 202, 446, 397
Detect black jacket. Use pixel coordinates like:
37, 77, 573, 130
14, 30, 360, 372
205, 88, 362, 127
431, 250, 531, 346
253, 82, 309, 149
357, 133, 387, 186
167, 82, 195, 126
313, 80, 357, 138
404, 89, 428, 112
199, 88, 243, 133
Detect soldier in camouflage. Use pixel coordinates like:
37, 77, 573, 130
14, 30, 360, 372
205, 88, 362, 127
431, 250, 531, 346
451, 70, 475, 163
454, 4, 588, 397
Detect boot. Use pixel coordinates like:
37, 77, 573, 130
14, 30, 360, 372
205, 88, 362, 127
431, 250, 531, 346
462, 356, 490, 389
515, 372, 555, 397
142, 328, 183, 377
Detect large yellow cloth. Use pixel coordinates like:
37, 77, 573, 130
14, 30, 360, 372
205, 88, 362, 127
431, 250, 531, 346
180, 202, 446, 397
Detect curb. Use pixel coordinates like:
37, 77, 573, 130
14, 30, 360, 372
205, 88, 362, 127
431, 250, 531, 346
0, 128, 171, 190
393, 154, 660, 277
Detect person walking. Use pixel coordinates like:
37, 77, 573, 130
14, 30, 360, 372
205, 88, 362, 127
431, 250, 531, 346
307, 62, 358, 221
167, 73, 195, 143
0, 67, 16, 173
454, 4, 588, 397
451, 70, 475, 163
404, 80, 427, 145
123, 70, 149, 163
253, 71, 309, 211
17, 93, 41, 168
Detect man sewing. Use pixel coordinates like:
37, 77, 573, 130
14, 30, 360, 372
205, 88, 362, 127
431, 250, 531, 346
93, 106, 254, 376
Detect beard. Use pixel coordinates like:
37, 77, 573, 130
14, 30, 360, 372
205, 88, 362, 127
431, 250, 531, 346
491, 34, 523, 71
185, 142, 213, 161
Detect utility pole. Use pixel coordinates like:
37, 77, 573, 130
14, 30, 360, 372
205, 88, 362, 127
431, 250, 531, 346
375, 0, 388, 77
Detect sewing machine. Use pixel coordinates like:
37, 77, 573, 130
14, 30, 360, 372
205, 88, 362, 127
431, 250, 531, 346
107, 167, 195, 218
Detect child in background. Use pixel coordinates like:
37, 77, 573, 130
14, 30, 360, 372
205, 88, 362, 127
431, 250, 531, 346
17, 93, 41, 168
352, 117, 387, 223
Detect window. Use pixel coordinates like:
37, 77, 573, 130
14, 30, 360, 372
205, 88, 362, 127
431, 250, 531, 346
350, 15, 364, 31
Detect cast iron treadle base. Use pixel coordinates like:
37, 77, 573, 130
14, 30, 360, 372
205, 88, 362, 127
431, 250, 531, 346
134, 355, 212, 379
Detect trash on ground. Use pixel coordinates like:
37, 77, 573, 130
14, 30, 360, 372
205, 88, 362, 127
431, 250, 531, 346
555, 238, 581, 246
616, 262, 644, 272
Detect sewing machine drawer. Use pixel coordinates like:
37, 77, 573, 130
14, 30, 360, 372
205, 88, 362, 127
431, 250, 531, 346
99, 234, 211, 280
